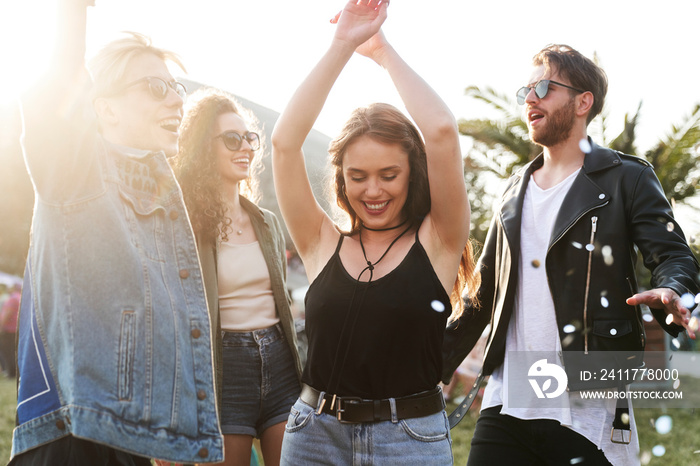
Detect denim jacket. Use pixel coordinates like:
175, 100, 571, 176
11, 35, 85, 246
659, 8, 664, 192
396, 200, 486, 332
12, 99, 223, 462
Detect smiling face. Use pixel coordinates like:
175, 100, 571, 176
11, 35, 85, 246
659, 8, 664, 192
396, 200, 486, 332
525, 65, 577, 148
213, 112, 255, 186
342, 136, 411, 230
100, 52, 184, 156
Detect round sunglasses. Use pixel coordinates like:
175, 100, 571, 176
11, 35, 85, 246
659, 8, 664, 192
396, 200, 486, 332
214, 130, 260, 151
111, 76, 187, 100
516, 79, 585, 105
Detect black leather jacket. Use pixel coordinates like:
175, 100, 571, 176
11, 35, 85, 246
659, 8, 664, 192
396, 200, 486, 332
443, 141, 700, 387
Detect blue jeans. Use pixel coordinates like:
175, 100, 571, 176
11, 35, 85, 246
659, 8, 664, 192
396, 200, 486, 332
280, 396, 452, 465
220, 324, 300, 437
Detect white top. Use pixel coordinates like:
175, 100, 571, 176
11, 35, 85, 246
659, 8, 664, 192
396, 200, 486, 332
481, 170, 640, 465
218, 240, 279, 331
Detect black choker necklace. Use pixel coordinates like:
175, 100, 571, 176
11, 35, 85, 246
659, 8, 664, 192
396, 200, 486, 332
361, 219, 409, 232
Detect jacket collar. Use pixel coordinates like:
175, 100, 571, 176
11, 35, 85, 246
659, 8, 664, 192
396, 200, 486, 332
499, 137, 618, 253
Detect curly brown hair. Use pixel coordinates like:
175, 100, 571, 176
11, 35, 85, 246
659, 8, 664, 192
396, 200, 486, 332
328, 103, 479, 320
171, 88, 263, 243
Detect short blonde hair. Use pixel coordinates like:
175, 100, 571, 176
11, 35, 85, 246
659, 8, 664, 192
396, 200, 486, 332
88, 31, 185, 100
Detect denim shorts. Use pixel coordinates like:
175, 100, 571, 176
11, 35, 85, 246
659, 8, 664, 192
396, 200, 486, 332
280, 396, 453, 465
220, 324, 300, 437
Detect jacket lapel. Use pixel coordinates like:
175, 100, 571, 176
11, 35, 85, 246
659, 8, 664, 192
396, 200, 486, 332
549, 140, 619, 247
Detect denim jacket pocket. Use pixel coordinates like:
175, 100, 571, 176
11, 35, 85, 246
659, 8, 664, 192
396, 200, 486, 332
118, 185, 167, 263
118, 310, 137, 401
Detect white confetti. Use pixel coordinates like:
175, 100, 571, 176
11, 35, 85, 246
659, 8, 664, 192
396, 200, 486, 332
585, 244, 595, 252
571, 241, 583, 249
665, 314, 674, 326
431, 300, 445, 313
652, 445, 666, 457
671, 339, 681, 349
643, 313, 654, 323
601, 296, 609, 308
579, 138, 592, 153
563, 324, 576, 334
610, 328, 617, 336
680, 293, 695, 309
655, 415, 672, 434
666, 222, 674, 232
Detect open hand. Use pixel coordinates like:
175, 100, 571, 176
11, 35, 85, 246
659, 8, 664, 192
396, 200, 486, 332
330, 0, 389, 51
627, 288, 697, 340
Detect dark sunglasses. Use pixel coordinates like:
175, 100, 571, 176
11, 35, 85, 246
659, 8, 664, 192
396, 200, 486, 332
112, 76, 187, 100
516, 79, 585, 105
215, 131, 260, 151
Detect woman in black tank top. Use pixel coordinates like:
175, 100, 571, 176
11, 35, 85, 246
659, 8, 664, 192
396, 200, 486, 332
271, 1, 479, 464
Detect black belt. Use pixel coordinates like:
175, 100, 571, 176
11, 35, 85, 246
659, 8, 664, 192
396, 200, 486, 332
300, 384, 445, 423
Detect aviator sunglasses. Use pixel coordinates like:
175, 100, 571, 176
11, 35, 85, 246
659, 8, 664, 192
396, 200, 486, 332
516, 79, 586, 105
215, 130, 261, 151
111, 76, 187, 100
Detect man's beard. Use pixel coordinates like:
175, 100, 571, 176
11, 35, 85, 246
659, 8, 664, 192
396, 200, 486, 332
530, 97, 576, 148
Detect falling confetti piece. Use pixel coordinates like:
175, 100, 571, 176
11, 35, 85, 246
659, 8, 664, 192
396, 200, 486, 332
666, 222, 675, 232
665, 314, 674, 326
601, 296, 609, 308
570, 457, 584, 465
671, 339, 680, 349
640, 451, 652, 465
673, 379, 680, 390
579, 138, 592, 153
571, 242, 583, 249
431, 300, 445, 313
643, 313, 653, 323
655, 415, 672, 434
689, 316, 699, 332
585, 244, 595, 252
563, 324, 576, 334
610, 328, 617, 336
680, 293, 695, 308
531, 259, 541, 268
652, 445, 666, 457
562, 334, 575, 348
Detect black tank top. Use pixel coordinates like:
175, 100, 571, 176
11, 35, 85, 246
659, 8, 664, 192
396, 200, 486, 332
302, 232, 450, 399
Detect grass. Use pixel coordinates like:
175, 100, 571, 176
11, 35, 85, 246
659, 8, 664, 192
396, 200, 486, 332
1, 376, 698, 465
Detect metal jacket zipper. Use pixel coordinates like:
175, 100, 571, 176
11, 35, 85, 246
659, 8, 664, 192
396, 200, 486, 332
582, 216, 598, 354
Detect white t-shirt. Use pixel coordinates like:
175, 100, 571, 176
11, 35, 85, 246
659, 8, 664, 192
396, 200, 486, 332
481, 170, 640, 466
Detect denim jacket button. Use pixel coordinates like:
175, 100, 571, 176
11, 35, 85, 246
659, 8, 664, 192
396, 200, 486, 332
169, 210, 179, 221
197, 389, 206, 400
56, 420, 66, 430
179, 269, 190, 279
198, 448, 209, 459
191, 328, 201, 339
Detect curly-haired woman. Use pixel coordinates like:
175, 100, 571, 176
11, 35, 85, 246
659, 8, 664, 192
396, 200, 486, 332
172, 89, 301, 466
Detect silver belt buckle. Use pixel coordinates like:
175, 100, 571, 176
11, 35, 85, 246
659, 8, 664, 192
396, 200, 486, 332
610, 427, 632, 445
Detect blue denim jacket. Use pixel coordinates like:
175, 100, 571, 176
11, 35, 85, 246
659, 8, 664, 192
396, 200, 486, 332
12, 133, 223, 462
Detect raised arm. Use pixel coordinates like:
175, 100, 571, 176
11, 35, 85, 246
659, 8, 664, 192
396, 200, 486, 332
356, 33, 470, 253
21, 0, 95, 201
271, 0, 388, 277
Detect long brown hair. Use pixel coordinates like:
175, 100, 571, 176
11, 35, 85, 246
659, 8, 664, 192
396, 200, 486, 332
328, 103, 479, 320
171, 88, 263, 243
